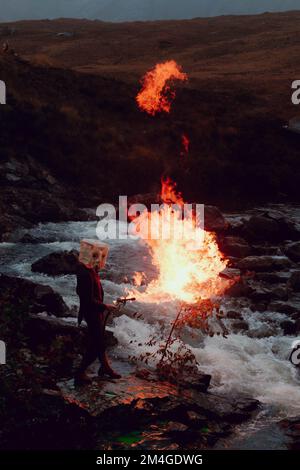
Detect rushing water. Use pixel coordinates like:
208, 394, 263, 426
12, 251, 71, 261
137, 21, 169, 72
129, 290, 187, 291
1, 206, 300, 448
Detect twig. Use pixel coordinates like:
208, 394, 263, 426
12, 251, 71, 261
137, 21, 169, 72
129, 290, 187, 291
159, 302, 184, 365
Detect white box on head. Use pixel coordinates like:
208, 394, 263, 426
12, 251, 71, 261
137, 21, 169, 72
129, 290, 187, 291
79, 239, 109, 269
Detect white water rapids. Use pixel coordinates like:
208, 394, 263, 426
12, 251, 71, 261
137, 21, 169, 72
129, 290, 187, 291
1, 206, 300, 448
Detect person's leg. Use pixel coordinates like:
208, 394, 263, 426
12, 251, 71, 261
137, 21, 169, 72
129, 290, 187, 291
75, 318, 98, 384
97, 312, 121, 379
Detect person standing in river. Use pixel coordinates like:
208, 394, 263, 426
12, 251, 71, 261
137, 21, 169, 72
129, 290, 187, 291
74, 239, 121, 385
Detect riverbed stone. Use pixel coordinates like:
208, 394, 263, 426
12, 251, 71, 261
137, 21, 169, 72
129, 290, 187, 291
285, 242, 300, 263
288, 271, 300, 292
0, 274, 70, 317
219, 236, 251, 258
280, 320, 297, 336
32, 250, 79, 276
237, 256, 291, 272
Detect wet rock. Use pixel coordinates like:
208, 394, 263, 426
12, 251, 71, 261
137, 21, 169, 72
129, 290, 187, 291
232, 320, 249, 332
0, 390, 96, 450
219, 267, 241, 280
248, 324, 277, 338
0, 213, 32, 242
204, 206, 227, 233
280, 320, 297, 336
292, 312, 300, 321
178, 373, 211, 393
279, 417, 300, 450
0, 154, 91, 241
32, 250, 79, 276
219, 236, 251, 258
237, 256, 291, 272
226, 311, 243, 320
250, 302, 268, 313
285, 242, 300, 263
255, 272, 290, 284
0, 274, 69, 317
251, 285, 288, 302
242, 213, 299, 243
268, 301, 298, 316
288, 271, 300, 292
251, 245, 281, 256
186, 410, 208, 428
164, 421, 197, 445
58, 375, 259, 429
19, 233, 40, 244
225, 280, 253, 298
243, 216, 281, 242
25, 313, 117, 357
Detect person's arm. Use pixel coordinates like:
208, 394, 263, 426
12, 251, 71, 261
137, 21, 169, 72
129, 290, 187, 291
77, 268, 106, 313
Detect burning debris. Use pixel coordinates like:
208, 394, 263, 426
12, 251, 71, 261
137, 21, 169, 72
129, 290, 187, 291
136, 60, 187, 116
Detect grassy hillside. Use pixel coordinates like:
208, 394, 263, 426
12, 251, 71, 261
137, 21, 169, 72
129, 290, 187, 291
1, 13, 300, 208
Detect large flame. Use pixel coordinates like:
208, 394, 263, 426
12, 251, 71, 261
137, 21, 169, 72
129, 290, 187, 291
136, 60, 187, 116
130, 178, 232, 304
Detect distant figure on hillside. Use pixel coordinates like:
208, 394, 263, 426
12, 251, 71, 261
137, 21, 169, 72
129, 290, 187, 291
74, 239, 121, 386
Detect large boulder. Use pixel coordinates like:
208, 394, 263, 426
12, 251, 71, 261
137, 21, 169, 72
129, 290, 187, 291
225, 280, 253, 298
32, 250, 79, 276
237, 256, 291, 272
289, 271, 300, 292
250, 285, 288, 302
25, 313, 117, 355
285, 242, 300, 263
0, 274, 69, 317
280, 320, 297, 336
242, 212, 300, 243
204, 205, 227, 233
242, 216, 281, 242
268, 301, 298, 316
219, 236, 251, 258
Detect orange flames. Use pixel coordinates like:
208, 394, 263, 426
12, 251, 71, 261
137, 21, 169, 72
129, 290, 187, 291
136, 60, 187, 116
133, 60, 232, 305
130, 179, 232, 304
181, 134, 190, 156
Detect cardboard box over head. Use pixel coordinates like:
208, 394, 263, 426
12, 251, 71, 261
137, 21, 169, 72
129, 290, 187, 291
79, 239, 109, 269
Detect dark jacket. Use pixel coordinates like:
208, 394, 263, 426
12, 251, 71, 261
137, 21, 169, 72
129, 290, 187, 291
76, 263, 106, 325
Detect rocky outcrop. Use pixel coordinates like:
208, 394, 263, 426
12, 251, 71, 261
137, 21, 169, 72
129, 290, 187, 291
242, 212, 299, 243
204, 206, 228, 233
280, 417, 300, 450
0, 156, 90, 242
0, 274, 69, 317
237, 256, 291, 272
31, 250, 79, 276
54, 373, 259, 450
219, 236, 251, 258
285, 242, 300, 262
289, 271, 300, 292
25, 313, 117, 356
